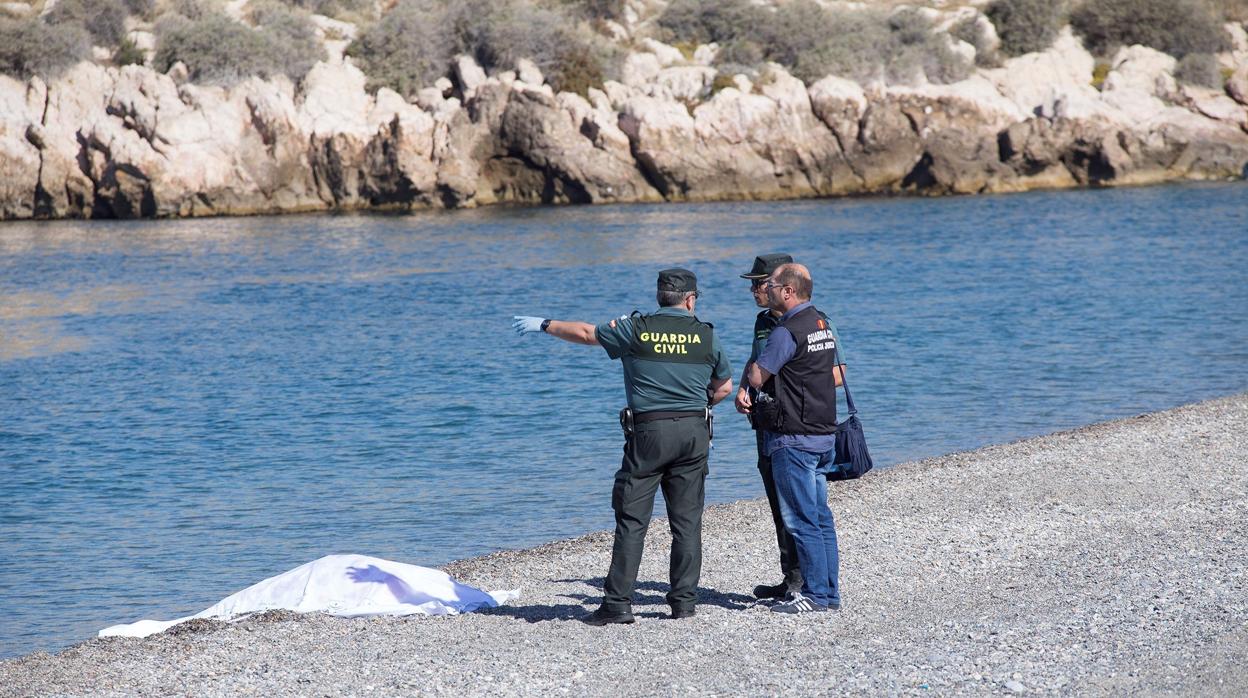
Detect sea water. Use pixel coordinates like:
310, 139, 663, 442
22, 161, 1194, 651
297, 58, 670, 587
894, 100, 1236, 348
2, 182, 1246, 657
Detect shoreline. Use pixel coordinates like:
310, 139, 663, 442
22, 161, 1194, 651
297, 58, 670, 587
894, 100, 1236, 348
2, 393, 1246, 695
2, 176, 1244, 226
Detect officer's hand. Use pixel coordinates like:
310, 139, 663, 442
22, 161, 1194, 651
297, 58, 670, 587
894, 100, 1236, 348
512, 316, 546, 335
734, 386, 752, 414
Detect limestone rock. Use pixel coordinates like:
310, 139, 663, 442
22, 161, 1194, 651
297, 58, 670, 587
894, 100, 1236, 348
495, 88, 659, 204
309, 14, 357, 42
1226, 22, 1248, 54
854, 98, 925, 190
126, 30, 155, 53
1104, 45, 1177, 98
300, 61, 372, 136
455, 55, 487, 97
693, 43, 718, 67
809, 75, 866, 145
653, 66, 715, 102
1, 2, 34, 18
166, 61, 189, 85
620, 65, 853, 201
516, 59, 543, 87
640, 38, 685, 67
990, 28, 1096, 118
35, 63, 112, 218
0, 75, 40, 218
891, 92, 1016, 194
1182, 87, 1247, 125
1227, 67, 1248, 107
622, 52, 662, 88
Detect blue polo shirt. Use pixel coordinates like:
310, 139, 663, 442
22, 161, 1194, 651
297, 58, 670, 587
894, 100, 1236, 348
756, 301, 843, 456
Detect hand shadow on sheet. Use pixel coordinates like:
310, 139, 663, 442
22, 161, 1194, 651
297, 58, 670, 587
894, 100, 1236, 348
347, 564, 441, 605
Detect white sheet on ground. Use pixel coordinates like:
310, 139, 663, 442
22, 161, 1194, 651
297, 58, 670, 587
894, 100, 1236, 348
99, 553, 520, 639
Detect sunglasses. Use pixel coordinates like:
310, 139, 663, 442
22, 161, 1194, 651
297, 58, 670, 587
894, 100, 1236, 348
752, 279, 788, 291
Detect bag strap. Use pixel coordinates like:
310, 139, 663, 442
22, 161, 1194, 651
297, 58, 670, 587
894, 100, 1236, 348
832, 343, 856, 417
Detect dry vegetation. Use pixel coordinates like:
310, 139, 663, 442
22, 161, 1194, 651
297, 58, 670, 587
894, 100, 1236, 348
1, 0, 1245, 90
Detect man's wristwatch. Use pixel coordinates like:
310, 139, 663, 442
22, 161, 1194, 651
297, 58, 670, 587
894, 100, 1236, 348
540, 319, 552, 333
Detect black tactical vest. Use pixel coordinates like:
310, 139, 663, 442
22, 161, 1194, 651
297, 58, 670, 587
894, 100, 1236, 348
629, 313, 714, 364
760, 305, 838, 434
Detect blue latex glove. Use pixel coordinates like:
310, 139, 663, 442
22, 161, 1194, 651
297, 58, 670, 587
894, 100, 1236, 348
512, 316, 546, 335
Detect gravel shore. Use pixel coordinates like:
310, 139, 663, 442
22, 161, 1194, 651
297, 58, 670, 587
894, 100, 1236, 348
3, 394, 1246, 697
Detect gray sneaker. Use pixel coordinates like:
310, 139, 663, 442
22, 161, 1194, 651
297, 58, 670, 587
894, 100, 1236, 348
769, 592, 828, 614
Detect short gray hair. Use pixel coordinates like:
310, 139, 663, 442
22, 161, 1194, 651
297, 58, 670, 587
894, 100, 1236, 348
657, 290, 695, 307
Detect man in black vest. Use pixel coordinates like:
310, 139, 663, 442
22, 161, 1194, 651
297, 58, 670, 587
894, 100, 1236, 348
512, 268, 733, 625
747, 263, 845, 614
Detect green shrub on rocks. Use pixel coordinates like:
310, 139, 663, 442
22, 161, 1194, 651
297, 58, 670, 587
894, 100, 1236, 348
124, 0, 157, 17
114, 37, 147, 67
656, 0, 763, 45
349, 0, 616, 97
1175, 52, 1223, 87
448, 0, 568, 80
1091, 60, 1111, 88
776, 4, 971, 85
885, 7, 972, 84
687, 0, 969, 86
564, 0, 625, 22
1211, 0, 1248, 21
789, 8, 894, 84
1070, 0, 1228, 58
950, 15, 999, 67
249, 3, 326, 79
261, 0, 376, 21
985, 0, 1063, 56
45, 0, 130, 45
154, 9, 324, 85
751, 0, 836, 82
346, 1, 455, 96
0, 17, 91, 78
167, 0, 224, 21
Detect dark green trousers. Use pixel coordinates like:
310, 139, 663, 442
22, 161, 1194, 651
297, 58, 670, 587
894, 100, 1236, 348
756, 429, 803, 588
602, 415, 709, 612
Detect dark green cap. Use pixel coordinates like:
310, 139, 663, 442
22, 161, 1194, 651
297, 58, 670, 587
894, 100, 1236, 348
657, 268, 698, 293
741, 253, 793, 279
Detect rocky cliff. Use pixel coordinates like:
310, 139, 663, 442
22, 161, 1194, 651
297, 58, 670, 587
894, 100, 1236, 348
2, 27, 1247, 220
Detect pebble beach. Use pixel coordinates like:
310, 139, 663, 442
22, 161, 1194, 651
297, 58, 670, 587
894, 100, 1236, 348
2, 394, 1245, 697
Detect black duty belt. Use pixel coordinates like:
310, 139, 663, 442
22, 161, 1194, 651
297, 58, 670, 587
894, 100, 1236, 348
633, 410, 705, 424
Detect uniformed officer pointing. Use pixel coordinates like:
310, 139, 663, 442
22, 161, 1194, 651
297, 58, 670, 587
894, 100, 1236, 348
512, 268, 733, 625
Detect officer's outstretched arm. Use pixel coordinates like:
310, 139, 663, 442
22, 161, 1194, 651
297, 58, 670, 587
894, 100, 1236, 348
545, 320, 600, 345
513, 315, 600, 346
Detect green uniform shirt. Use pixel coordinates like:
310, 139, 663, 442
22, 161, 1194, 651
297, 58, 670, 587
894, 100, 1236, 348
596, 307, 732, 413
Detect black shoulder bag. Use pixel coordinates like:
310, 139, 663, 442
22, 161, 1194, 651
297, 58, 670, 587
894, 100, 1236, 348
828, 345, 874, 481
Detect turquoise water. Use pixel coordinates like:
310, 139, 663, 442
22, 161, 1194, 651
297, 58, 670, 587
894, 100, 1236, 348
1, 183, 1246, 658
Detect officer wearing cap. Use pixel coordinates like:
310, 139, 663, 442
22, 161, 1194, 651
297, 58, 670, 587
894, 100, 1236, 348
512, 268, 733, 625
735, 254, 845, 601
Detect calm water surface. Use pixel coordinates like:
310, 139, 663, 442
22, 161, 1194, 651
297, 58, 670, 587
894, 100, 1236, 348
1, 183, 1246, 657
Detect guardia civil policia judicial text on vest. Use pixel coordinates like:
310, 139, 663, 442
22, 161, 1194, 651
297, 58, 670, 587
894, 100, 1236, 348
629, 313, 714, 364
761, 306, 838, 434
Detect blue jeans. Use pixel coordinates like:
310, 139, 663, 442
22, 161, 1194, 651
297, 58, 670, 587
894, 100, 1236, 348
770, 446, 840, 607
